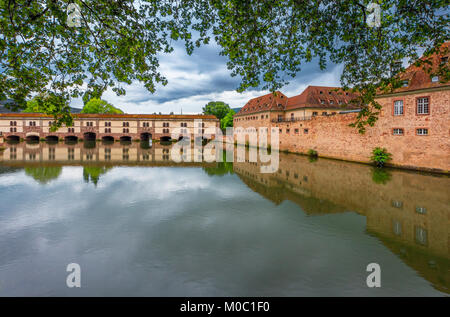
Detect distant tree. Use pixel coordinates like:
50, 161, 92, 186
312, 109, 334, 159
81, 98, 123, 114
203, 101, 231, 120
23, 94, 72, 131
220, 109, 235, 130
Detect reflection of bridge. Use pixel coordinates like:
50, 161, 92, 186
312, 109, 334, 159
0, 113, 219, 143
233, 150, 450, 294
0, 141, 217, 167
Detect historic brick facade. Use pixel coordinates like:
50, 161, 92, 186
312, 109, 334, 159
0, 113, 219, 142
233, 44, 450, 173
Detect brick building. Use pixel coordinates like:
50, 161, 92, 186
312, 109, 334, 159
234, 43, 450, 173
0, 113, 219, 142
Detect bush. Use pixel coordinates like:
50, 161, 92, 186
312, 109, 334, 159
370, 147, 392, 167
307, 149, 318, 157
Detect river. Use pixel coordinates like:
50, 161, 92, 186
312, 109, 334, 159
0, 140, 448, 296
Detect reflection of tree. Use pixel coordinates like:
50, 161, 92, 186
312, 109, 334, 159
203, 152, 234, 176
25, 167, 62, 184
371, 168, 392, 185
83, 166, 111, 186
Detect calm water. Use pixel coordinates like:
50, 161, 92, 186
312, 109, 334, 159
0, 141, 448, 296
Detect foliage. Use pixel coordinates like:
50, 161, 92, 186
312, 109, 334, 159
371, 168, 392, 185
307, 149, 318, 157
202, 101, 231, 120
81, 98, 123, 114
24, 166, 62, 184
220, 109, 235, 130
370, 147, 392, 167
22, 94, 72, 131
0, 1, 448, 132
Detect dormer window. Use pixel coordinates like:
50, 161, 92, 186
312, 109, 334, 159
345, 92, 349, 96
328, 91, 332, 95
320, 99, 325, 104
338, 100, 344, 105
401, 80, 409, 87
431, 76, 439, 83
441, 57, 448, 65
319, 91, 323, 94
329, 100, 334, 104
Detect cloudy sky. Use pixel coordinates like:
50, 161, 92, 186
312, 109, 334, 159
71, 41, 343, 114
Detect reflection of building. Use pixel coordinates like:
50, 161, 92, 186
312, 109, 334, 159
233, 150, 450, 293
0, 113, 219, 143
0, 142, 217, 167
233, 43, 450, 173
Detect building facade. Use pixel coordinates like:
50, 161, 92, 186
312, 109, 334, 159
233, 44, 450, 173
0, 114, 219, 142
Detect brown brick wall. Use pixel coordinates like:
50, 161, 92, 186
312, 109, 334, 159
234, 89, 450, 172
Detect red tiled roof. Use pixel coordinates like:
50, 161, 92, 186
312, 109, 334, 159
236, 91, 288, 116
286, 86, 360, 111
0, 113, 218, 120
388, 41, 450, 94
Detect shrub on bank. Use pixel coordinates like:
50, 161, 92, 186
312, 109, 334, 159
370, 147, 392, 168
307, 149, 318, 157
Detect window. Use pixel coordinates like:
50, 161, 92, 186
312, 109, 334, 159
416, 128, 428, 136
312, 112, 318, 116
394, 100, 403, 115
68, 127, 75, 133
329, 100, 334, 104
417, 97, 429, 114
163, 128, 169, 133
10, 127, 16, 132
122, 122, 129, 127
319, 91, 323, 94
163, 122, 169, 127
279, 129, 282, 133
393, 128, 404, 135
286, 129, 290, 134
277, 115, 283, 122
338, 100, 343, 105
322, 112, 327, 116
105, 122, 111, 127
10, 121, 17, 126
105, 128, 111, 133
441, 56, 448, 65
401, 80, 409, 87
304, 129, 309, 134
294, 128, 299, 134
123, 128, 129, 133
320, 99, 325, 104
291, 113, 294, 120
431, 76, 439, 82
181, 122, 187, 127
415, 206, 427, 215
29, 121, 36, 126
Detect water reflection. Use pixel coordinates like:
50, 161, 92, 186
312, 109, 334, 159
232, 149, 449, 294
0, 142, 448, 295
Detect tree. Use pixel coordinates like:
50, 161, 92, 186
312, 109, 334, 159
202, 101, 231, 120
0, 1, 448, 132
220, 109, 235, 130
81, 98, 123, 114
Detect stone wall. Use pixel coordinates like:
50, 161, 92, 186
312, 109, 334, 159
234, 89, 450, 172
